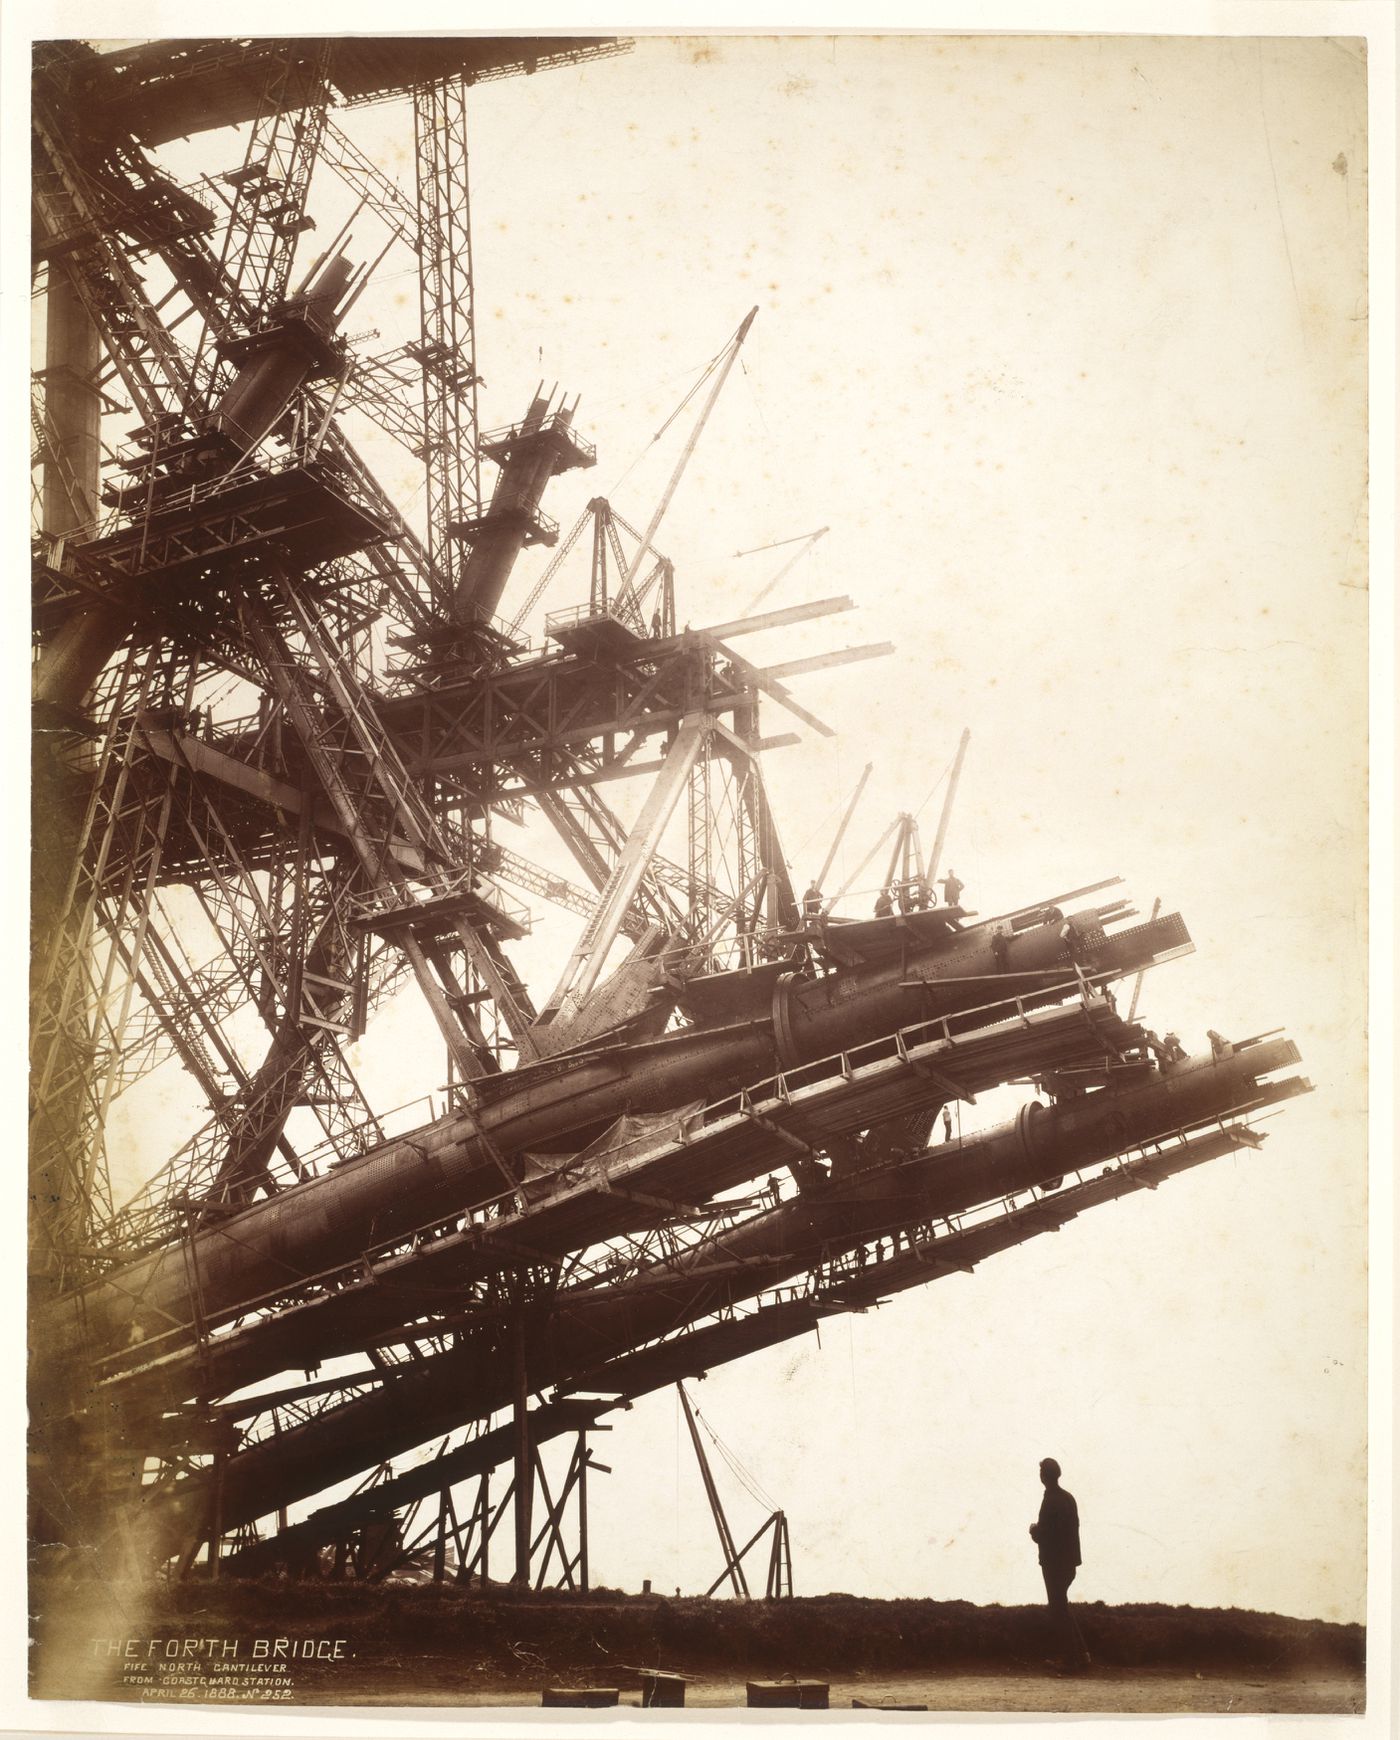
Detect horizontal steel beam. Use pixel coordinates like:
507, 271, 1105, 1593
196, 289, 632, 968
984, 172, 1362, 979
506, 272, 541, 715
759, 642, 895, 682
694, 595, 855, 641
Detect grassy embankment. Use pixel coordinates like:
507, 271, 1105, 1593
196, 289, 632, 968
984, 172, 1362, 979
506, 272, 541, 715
30, 1572, 1364, 1701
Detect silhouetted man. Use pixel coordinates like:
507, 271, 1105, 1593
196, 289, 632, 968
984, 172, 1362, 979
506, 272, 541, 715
802, 881, 823, 922
940, 868, 964, 907
1029, 1457, 1090, 1672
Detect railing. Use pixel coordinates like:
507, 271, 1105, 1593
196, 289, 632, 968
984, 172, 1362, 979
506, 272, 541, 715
380, 613, 535, 692
480, 410, 596, 468
284, 1093, 441, 1185
342, 861, 532, 937
85, 986, 1140, 1388
37, 443, 325, 567
544, 598, 645, 639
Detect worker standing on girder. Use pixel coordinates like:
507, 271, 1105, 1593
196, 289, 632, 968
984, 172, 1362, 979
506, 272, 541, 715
874, 885, 894, 918
941, 868, 965, 907
803, 880, 823, 923
1029, 1458, 1091, 1673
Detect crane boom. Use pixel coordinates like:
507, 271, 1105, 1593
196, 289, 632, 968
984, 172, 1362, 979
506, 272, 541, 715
616, 308, 758, 604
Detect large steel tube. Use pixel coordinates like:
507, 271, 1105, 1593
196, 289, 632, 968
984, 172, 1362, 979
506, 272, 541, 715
103, 995, 1125, 1412
40, 263, 103, 536
471, 1037, 1308, 1381
32, 264, 119, 713
34, 255, 357, 715
453, 393, 575, 623
39, 905, 1188, 1369
771, 905, 1180, 1068
136, 1037, 1305, 1557
212, 254, 356, 453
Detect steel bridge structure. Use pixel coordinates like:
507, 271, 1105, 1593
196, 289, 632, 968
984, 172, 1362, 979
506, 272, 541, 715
29, 35, 1311, 1592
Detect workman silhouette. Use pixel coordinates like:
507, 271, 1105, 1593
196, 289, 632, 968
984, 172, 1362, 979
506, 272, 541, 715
1028, 1457, 1091, 1672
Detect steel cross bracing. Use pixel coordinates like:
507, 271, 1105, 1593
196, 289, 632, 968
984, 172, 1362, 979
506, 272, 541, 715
57, 635, 761, 1261
31, 118, 186, 429
182, 39, 335, 417
75, 710, 407, 1256
29, 44, 744, 1197
29, 35, 644, 1548
88, 634, 770, 967
239, 581, 538, 1077
33, 73, 433, 641
685, 727, 769, 964
376, 637, 784, 803
409, 70, 500, 1067
538, 715, 715, 1026
108, 718, 640, 947
30, 36, 1308, 1585
535, 786, 692, 933
102, 902, 390, 1141
317, 116, 464, 468
29, 646, 196, 1289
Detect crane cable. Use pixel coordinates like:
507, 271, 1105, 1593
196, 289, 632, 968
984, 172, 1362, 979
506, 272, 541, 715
912, 748, 959, 824
686, 1392, 778, 1515
603, 320, 744, 499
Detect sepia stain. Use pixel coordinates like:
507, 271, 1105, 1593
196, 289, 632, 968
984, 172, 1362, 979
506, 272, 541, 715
1331, 152, 1348, 177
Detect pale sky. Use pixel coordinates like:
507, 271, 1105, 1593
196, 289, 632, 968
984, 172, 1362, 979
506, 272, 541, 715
67, 30, 1373, 1625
